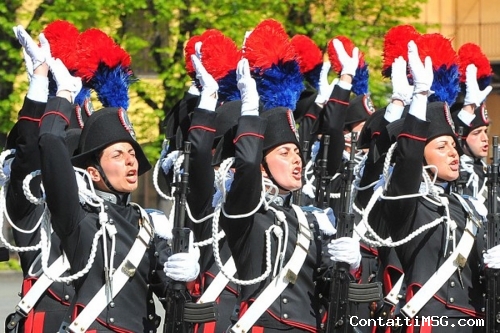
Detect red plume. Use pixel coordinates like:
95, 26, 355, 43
290, 34, 323, 74
416, 33, 458, 70
244, 19, 294, 70
43, 20, 80, 71
75, 28, 131, 81
327, 36, 364, 74
457, 43, 492, 82
184, 29, 224, 77
200, 33, 242, 81
382, 25, 420, 75
185, 35, 202, 76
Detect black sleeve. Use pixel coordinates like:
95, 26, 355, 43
38, 97, 86, 237
383, 114, 429, 239
316, 84, 351, 175
297, 103, 322, 160
221, 116, 267, 236
6, 97, 46, 222
186, 109, 217, 220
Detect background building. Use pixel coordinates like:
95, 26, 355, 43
418, 0, 500, 146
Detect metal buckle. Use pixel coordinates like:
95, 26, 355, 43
121, 260, 137, 278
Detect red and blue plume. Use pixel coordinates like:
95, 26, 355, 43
184, 29, 224, 79
244, 19, 304, 111
327, 36, 369, 95
290, 34, 323, 90
382, 25, 420, 78
200, 33, 242, 102
416, 33, 460, 106
75, 28, 135, 109
458, 43, 492, 91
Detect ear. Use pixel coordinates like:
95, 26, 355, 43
260, 163, 269, 179
86, 166, 102, 182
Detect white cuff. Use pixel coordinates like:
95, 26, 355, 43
337, 80, 352, 91
384, 103, 405, 123
457, 109, 476, 127
408, 93, 427, 121
26, 74, 49, 103
197, 93, 217, 112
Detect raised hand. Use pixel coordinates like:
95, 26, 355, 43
236, 58, 259, 116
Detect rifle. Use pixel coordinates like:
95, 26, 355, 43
454, 126, 467, 195
486, 136, 500, 333
315, 135, 330, 209
163, 141, 193, 333
293, 140, 309, 206
163, 142, 218, 333
326, 132, 382, 333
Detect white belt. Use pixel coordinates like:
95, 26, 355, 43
17, 254, 70, 315
197, 257, 236, 304
231, 204, 311, 333
68, 209, 153, 332
401, 217, 477, 318
385, 274, 404, 306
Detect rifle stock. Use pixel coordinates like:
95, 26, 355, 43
486, 136, 500, 333
164, 141, 193, 333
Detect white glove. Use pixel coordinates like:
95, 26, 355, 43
327, 237, 362, 271
21, 49, 34, 81
463, 64, 492, 107
194, 41, 203, 60
332, 38, 359, 77
13, 26, 51, 71
48, 58, 82, 103
187, 81, 201, 96
407, 40, 433, 95
164, 234, 201, 282
484, 244, 500, 269
191, 54, 218, 111
391, 56, 413, 106
314, 62, 337, 105
237, 58, 259, 116
242, 30, 253, 50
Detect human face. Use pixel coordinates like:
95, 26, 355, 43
263, 143, 302, 193
465, 126, 489, 158
88, 142, 139, 193
424, 135, 459, 182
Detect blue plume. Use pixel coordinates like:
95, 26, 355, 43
256, 60, 305, 111
428, 64, 460, 106
352, 64, 369, 96
218, 70, 241, 103
74, 87, 91, 107
91, 63, 136, 109
304, 63, 322, 90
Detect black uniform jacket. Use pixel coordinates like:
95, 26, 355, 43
219, 82, 350, 331
381, 114, 486, 318
38, 97, 171, 333
6, 97, 74, 333
186, 109, 238, 332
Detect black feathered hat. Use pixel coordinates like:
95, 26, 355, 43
71, 107, 151, 175
344, 94, 375, 131
261, 107, 300, 153
386, 102, 463, 156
